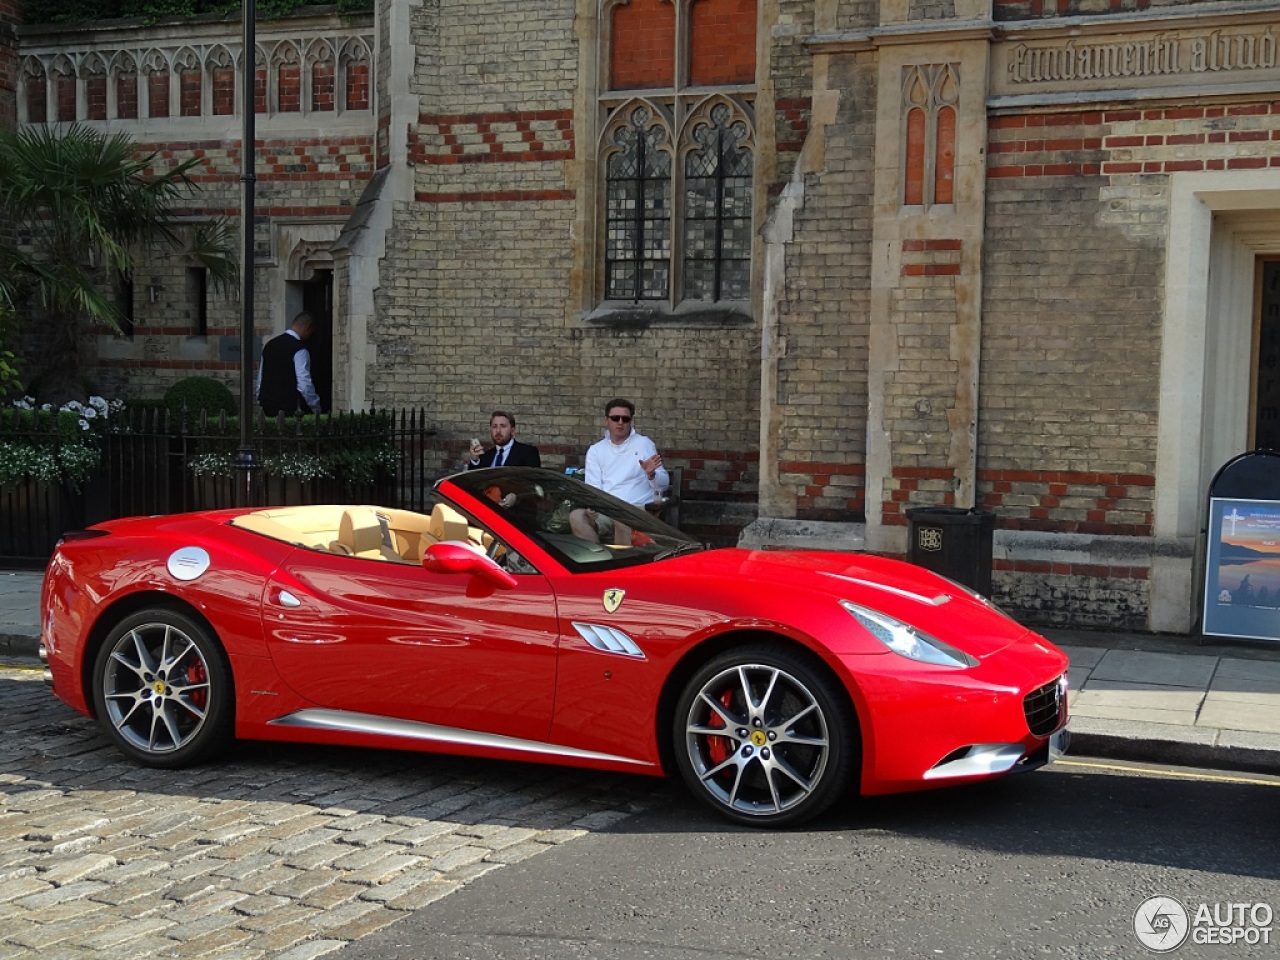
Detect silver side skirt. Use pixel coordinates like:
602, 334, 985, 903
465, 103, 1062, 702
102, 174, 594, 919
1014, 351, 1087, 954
269, 708, 656, 769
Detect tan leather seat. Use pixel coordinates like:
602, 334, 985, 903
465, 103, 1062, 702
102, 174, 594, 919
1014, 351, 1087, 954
337, 507, 399, 561
427, 503, 469, 542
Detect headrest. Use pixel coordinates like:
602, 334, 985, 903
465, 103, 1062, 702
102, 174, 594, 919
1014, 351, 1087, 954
339, 507, 386, 555
427, 503, 469, 543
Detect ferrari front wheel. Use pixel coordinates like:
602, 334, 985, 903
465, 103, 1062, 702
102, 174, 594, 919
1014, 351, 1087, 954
673, 643, 857, 827
91, 607, 234, 768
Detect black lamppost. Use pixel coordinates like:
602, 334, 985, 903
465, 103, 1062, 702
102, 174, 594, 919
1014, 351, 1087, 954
235, 0, 257, 507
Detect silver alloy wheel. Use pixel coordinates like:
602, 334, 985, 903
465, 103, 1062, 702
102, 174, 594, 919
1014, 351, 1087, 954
101, 620, 212, 754
683, 661, 831, 818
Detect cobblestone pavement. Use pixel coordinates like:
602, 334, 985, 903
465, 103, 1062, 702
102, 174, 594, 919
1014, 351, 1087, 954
0, 666, 663, 960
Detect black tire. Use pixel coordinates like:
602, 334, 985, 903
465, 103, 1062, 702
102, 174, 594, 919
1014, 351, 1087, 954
672, 643, 858, 827
91, 607, 234, 769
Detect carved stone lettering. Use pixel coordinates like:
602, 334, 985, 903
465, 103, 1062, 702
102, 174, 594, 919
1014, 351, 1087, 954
1006, 26, 1276, 86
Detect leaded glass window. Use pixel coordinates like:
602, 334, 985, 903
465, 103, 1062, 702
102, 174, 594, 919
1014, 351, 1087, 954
606, 107, 672, 301
597, 0, 756, 310
683, 104, 752, 302
600, 97, 754, 306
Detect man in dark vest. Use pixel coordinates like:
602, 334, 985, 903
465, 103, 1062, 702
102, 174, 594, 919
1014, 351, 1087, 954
256, 312, 324, 416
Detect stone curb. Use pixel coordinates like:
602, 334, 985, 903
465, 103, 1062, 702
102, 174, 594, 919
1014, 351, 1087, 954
1069, 718, 1280, 777
0, 633, 40, 663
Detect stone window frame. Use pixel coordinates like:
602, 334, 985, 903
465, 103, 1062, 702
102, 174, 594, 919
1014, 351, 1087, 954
900, 62, 959, 209
207, 44, 236, 117
589, 0, 758, 321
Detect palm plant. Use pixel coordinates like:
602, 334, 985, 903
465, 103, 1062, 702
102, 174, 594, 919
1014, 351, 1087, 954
0, 123, 237, 401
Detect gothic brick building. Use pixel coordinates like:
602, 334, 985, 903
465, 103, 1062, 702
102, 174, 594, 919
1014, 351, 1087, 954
5, 0, 1280, 634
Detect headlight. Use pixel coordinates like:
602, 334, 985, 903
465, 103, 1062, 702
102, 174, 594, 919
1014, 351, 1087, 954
840, 601, 978, 669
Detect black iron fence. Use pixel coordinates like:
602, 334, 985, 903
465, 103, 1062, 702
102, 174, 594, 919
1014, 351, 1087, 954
0, 406, 447, 564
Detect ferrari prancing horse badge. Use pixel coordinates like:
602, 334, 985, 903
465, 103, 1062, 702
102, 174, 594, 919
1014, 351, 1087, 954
602, 588, 625, 613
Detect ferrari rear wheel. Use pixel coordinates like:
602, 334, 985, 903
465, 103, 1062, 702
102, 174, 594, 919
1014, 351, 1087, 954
673, 643, 857, 827
91, 608, 233, 769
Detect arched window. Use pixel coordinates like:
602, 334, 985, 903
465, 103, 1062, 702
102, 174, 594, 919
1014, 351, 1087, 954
598, 0, 756, 308
307, 39, 336, 113
208, 46, 235, 117
174, 48, 201, 118
901, 63, 959, 209
52, 54, 75, 122
22, 58, 47, 124
142, 50, 170, 119
682, 100, 753, 301
113, 52, 139, 120
83, 54, 108, 121
604, 104, 673, 301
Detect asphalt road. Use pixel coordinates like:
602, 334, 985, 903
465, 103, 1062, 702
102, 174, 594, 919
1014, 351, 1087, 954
340, 760, 1280, 960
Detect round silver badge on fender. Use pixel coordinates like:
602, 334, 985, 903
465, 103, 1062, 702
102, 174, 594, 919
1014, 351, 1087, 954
167, 546, 211, 581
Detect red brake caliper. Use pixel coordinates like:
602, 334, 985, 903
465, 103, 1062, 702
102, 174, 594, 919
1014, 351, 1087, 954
706, 689, 735, 766
187, 660, 208, 710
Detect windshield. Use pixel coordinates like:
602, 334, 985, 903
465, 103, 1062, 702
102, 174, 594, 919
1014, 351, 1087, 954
443, 467, 703, 573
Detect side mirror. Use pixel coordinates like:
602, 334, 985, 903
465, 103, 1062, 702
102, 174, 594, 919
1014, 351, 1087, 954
422, 540, 517, 589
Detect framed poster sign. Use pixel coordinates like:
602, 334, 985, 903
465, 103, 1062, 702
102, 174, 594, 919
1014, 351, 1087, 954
1203, 497, 1280, 641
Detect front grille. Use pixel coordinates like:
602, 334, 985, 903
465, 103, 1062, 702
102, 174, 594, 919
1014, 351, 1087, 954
1023, 674, 1066, 737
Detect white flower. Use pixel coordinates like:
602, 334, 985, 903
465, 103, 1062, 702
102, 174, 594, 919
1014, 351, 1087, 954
81, 407, 98, 420
88, 396, 109, 416
78, 418, 90, 431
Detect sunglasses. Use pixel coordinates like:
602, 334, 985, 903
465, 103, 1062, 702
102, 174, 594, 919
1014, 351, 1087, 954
608, 415, 632, 423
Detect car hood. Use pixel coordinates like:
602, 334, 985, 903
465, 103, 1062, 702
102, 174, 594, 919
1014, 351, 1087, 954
636, 547, 1035, 660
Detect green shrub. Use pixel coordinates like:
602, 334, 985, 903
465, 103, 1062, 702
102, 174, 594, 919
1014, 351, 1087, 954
0, 396, 123, 488
164, 377, 237, 419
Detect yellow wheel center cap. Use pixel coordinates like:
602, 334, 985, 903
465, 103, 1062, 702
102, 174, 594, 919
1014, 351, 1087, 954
152, 681, 168, 696
750, 730, 768, 747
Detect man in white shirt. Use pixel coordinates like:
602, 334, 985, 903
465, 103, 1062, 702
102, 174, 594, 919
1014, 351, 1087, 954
571, 398, 669, 543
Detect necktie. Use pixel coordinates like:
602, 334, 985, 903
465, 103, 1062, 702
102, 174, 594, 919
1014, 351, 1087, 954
494, 447, 505, 467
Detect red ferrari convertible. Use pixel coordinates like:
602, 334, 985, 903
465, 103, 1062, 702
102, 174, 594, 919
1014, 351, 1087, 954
40, 467, 1069, 827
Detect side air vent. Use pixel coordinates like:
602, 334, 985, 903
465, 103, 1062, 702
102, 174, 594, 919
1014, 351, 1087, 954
572, 622, 646, 659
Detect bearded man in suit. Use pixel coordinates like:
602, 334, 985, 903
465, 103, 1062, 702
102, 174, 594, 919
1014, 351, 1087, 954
465, 411, 541, 469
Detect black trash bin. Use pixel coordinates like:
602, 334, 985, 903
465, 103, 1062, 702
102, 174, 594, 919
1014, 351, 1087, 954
906, 506, 995, 597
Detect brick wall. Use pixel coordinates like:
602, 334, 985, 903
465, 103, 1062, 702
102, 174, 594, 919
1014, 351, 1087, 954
689, 0, 757, 87
610, 0, 674, 90
982, 100, 1280, 539
375, 0, 763, 533
977, 96, 1280, 624
773, 55, 877, 521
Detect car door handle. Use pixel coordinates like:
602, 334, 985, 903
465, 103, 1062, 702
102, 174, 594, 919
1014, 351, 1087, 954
273, 589, 302, 608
